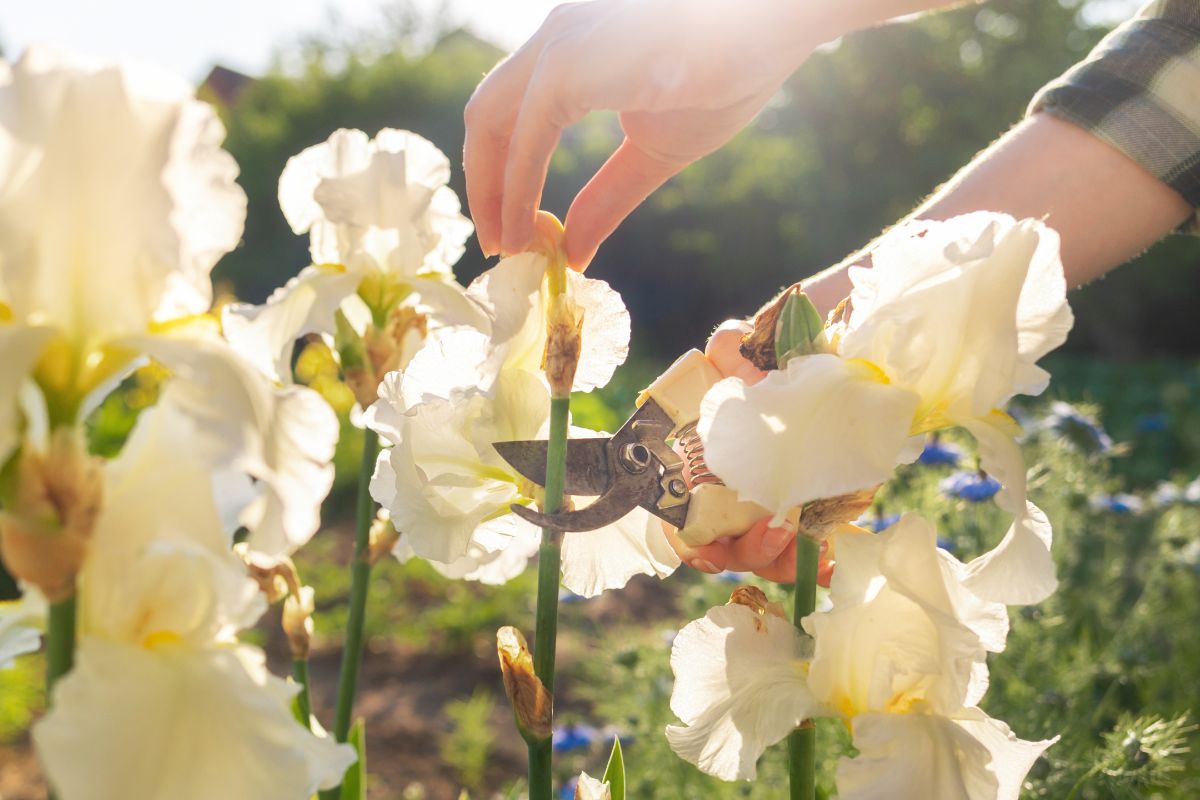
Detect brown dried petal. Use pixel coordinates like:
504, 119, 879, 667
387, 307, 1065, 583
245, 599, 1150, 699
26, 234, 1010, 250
497, 626, 553, 741
739, 285, 801, 372
0, 430, 103, 602
798, 486, 880, 540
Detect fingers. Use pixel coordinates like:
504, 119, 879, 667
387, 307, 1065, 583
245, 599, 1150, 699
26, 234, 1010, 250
705, 323, 768, 384
663, 516, 796, 578
463, 7, 572, 257
563, 135, 686, 270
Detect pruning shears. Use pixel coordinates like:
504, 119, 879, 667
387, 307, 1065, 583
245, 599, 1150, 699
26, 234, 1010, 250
493, 395, 691, 532
494, 350, 768, 542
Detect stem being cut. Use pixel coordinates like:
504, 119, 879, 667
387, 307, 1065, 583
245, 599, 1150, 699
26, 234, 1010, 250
527, 211, 574, 800
788, 534, 821, 800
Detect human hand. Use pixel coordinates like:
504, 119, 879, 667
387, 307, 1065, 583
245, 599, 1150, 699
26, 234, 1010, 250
661, 320, 832, 583
463, 0, 825, 269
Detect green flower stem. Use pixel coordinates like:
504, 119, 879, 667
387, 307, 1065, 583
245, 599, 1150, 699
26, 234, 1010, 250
788, 534, 820, 800
45, 594, 76, 695
528, 394, 569, 800
321, 427, 380, 800
292, 658, 313, 731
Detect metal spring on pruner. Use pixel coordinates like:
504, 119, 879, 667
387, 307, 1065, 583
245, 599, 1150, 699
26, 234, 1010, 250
676, 421, 723, 486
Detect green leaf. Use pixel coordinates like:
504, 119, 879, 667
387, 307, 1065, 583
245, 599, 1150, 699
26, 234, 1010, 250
340, 718, 367, 800
774, 290, 828, 367
601, 736, 626, 800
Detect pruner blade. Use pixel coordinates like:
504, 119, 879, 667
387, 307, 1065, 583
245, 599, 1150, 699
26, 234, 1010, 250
492, 398, 690, 531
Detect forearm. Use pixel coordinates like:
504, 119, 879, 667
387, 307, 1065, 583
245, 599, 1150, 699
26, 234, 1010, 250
801, 113, 1192, 315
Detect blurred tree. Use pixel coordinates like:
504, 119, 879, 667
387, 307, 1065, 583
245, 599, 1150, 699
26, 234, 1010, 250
215, 0, 1200, 360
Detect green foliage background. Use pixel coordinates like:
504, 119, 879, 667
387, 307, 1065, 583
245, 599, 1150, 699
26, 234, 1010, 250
214, 0, 1200, 364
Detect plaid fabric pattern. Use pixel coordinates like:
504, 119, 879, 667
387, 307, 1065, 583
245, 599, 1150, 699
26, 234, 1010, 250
1029, 0, 1200, 218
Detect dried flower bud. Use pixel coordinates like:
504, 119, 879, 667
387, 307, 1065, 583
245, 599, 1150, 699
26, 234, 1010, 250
497, 625, 552, 741
345, 305, 429, 408
282, 586, 316, 660
238, 547, 301, 604
728, 585, 788, 630
368, 512, 401, 566
739, 285, 797, 371
543, 305, 583, 399
798, 486, 879, 540
0, 430, 103, 602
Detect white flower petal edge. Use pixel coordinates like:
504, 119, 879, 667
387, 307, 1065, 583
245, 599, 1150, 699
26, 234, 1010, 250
960, 417, 1057, 605
369, 365, 549, 565
0, 45, 245, 341
34, 640, 355, 800
575, 772, 613, 800
0, 325, 55, 462
0, 591, 45, 668
836, 711, 1056, 800
807, 514, 1007, 716
221, 266, 362, 383
393, 515, 541, 586
561, 507, 680, 598
698, 355, 920, 521
465, 252, 631, 392
841, 213, 1071, 419
666, 603, 816, 781
129, 331, 338, 559
277, 128, 471, 276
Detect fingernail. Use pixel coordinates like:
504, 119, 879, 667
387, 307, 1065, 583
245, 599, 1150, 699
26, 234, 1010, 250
690, 559, 719, 574
761, 523, 795, 556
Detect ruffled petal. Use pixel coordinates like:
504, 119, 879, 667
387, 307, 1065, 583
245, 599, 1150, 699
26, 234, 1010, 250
698, 355, 920, 521
808, 514, 1005, 716
837, 713, 998, 800
130, 332, 337, 558
221, 265, 361, 383
0, 45, 244, 339
960, 417, 1056, 605
838, 711, 1054, 800
465, 252, 630, 392
277, 128, 471, 276
841, 213, 1069, 419
393, 514, 540, 585
666, 603, 815, 780
561, 507, 680, 598
34, 640, 355, 800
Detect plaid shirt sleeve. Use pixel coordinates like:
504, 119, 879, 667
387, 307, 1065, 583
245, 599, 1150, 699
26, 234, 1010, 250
1029, 0, 1200, 222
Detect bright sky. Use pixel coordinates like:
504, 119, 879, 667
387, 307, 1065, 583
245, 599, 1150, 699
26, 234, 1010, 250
2, 1, 561, 82
3, 0, 1143, 84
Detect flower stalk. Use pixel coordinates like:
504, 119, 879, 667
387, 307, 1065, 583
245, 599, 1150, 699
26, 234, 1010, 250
788, 533, 820, 800
528, 212, 574, 800
45, 595, 77, 696
291, 658, 314, 731
321, 426, 380, 800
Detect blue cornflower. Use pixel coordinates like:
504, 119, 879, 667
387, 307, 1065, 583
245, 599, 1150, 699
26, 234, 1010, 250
1041, 401, 1114, 453
558, 589, 585, 603
559, 778, 578, 800
553, 723, 602, 752
1134, 412, 1170, 434
713, 570, 742, 583
936, 537, 958, 554
941, 471, 1002, 503
854, 513, 900, 532
1089, 493, 1144, 514
918, 438, 965, 467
